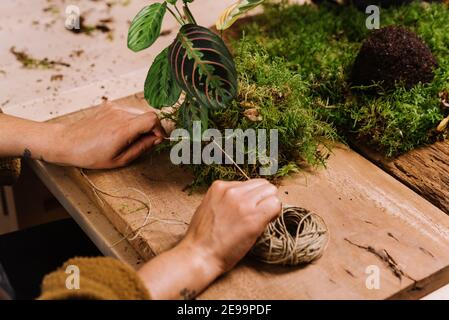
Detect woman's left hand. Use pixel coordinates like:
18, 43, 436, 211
0, 104, 166, 169
48, 104, 166, 169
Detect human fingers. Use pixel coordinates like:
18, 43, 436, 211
256, 195, 282, 224
221, 179, 269, 198
206, 180, 242, 202
244, 183, 278, 208
113, 134, 160, 167
128, 111, 166, 141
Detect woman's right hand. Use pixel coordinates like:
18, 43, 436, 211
137, 179, 282, 300
181, 179, 282, 274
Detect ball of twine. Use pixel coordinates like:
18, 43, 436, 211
251, 206, 329, 266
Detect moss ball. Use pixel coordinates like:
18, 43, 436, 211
350, 26, 438, 91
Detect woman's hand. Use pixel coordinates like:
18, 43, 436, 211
137, 179, 282, 300
0, 104, 165, 169
48, 104, 166, 169
182, 179, 282, 273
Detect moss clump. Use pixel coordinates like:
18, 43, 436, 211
170, 40, 339, 186
226, 0, 448, 157
351, 26, 438, 91
171, 0, 449, 186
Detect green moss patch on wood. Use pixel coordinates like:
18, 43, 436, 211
229, 1, 449, 157
169, 0, 449, 187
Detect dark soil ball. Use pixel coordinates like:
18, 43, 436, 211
350, 26, 438, 91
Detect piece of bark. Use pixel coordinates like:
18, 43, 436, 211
355, 140, 449, 215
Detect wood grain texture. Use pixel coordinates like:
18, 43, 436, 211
53, 95, 449, 299
355, 141, 449, 216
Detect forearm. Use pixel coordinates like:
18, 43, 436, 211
0, 113, 60, 161
137, 242, 222, 300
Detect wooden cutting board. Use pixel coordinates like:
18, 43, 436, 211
54, 94, 449, 299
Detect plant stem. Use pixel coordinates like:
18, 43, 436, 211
166, 5, 184, 25
183, 3, 197, 25
174, 4, 187, 23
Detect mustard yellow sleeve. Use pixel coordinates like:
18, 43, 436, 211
38, 257, 151, 300
0, 158, 21, 186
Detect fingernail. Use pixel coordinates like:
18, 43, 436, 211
155, 138, 163, 145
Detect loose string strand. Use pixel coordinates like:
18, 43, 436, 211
80, 170, 188, 249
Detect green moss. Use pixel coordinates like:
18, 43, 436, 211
171, 40, 339, 186
231, 0, 449, 157
172, 0, 449, 186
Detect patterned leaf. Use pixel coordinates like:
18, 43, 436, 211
144, 48, 182, 109
216, 0, 265, 31
168, 24, 238, 110
128, 3, 166, 52
178, 95, 209, 136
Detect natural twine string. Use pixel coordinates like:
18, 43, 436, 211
251, 206, 329, 266
80, 170, 188, 249
79, 135, 329, 266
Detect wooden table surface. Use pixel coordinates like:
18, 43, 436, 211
29, 154, 449, 299
29, 96, 449, 299
1, 0, 448, 299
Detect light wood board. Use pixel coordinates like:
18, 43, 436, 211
48, 94, 449, 300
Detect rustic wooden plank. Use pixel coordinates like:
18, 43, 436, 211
50, 94, 449, 299
354, 141, 449, 216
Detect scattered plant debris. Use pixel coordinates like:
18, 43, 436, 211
69, 49, 84, 58
42, 5, 60, 15
344, 238, 416, 282
10, 47, 71, 69
159, 29, 172, 36
50, 74, 64, 81
69, 16, 114, 40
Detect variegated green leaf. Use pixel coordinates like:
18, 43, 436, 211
216, 0, 265, 31
144, 48, 182, 109
168, 24, 238, 110
128, 2, 166, 52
